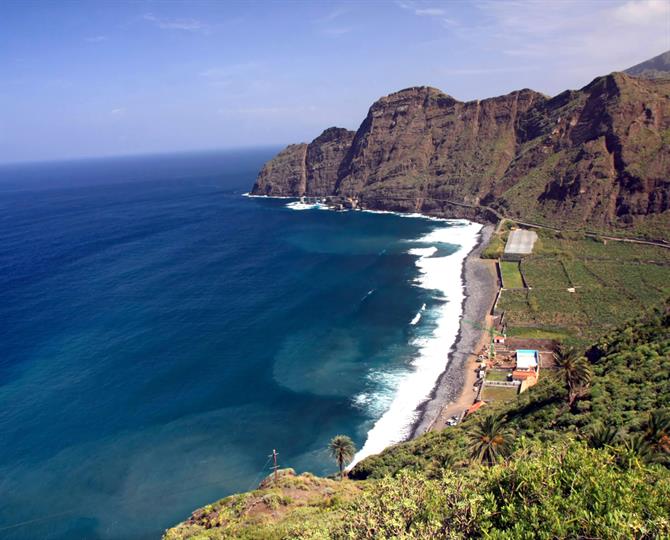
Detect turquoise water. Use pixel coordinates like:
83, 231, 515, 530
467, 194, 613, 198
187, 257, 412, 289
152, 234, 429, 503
0, 150, 477, 539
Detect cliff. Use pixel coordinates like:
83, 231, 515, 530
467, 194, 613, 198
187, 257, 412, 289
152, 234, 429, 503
251, 73, 670, 240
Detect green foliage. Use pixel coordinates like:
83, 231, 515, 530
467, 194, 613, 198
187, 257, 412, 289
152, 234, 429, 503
329, 435, 356, 478
554, 345, 592, 406
468, 414, 513, 465
498, 230, 670, 347
352, 302, 670, 480
341, 442, 670, 540
166, 304, 670, 540
500, 261, 524, 289
481, 234, 505, 259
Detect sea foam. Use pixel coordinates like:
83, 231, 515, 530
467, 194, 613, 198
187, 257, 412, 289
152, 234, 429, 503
286, 201, 329, 211
410, 304, 426, 325
350, 220, 482, 467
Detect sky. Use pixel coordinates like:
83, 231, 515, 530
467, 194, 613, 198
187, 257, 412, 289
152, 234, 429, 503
1, 0, 668, 163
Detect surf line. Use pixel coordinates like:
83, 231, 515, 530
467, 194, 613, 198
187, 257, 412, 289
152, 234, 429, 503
410, 304, 426, 325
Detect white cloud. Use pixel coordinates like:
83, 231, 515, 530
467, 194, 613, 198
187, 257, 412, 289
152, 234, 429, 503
444, 0, 669, 84
613, 0, 670, 24
414, 8, 446, 16
396, 1, 459, 28
316, 7, 351, 23
110, 107, 126, 116
143, 13, 208, 32
85, 35, 107, 43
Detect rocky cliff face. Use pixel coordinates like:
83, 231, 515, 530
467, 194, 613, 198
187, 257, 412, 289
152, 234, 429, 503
251, 72, 670, 239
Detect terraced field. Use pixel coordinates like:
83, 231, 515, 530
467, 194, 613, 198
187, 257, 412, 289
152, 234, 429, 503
497, 231, 670, 347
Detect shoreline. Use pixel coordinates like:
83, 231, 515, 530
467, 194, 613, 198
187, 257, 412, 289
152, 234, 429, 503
244, 193, 498, 447
411, 224, 498, 436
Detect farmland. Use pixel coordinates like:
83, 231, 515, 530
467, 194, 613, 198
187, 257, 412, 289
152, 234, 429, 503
496, 230, 670, 347
500, 261, 524, 289
480, 385, 519, 402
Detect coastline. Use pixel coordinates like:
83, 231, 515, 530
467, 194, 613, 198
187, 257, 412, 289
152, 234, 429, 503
245, 194, 498, 450
411, 224, 498, 436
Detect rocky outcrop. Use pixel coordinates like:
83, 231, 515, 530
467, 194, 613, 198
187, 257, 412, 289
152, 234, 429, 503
251, 72, 670, 239
253, 143, 307, 196
305, 127, 355, 196
251, 128, 354, 197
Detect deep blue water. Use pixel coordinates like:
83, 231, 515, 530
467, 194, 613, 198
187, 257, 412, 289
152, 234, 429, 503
0, 149, 465, 539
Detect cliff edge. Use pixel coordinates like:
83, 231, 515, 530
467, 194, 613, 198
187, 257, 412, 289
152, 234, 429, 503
252, 73, 670, 240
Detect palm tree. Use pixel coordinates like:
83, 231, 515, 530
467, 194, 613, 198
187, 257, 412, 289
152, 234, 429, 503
618, 434, 655, 468
329, 435, 356, 479
646, 410, 670, 457
587, 423, 620, 449
554, 345, 592, 407
468, 414, 512, 465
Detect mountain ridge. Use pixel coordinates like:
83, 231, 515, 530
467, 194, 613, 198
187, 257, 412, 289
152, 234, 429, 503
252, 69, 670, 240
624, 50, 670, 80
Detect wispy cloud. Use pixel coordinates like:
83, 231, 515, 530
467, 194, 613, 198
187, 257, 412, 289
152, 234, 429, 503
414, 8, 446, 17
409, 0, 669, 90
85, 35, 107, 43
110, 107, 126, 116
314, 5, 355, 36
613, 0, 670, 24
470, 0, 670, 70
143, 13, 208, 32
397, 1, 459, 27
316, 6, 351, 23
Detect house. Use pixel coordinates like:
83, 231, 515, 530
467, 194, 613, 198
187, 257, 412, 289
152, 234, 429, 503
513, 349, 540, 392
515, 349, 539, 370
466, 401, 486, 416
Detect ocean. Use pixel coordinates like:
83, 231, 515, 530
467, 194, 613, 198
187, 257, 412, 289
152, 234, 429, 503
0, 149, 480, 539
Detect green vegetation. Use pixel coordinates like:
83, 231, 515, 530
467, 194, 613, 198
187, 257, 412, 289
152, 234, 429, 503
500, 261, 524, 289
163, 470, 363, 540
480, 385, 518, 402
468, 414, 512, 465
481, 233, 505, 259
554, 345, 592, 407
484, 369, 510, 382
165, 298, 670, 539
498, 229, 670, 347
329, 435, 356, 479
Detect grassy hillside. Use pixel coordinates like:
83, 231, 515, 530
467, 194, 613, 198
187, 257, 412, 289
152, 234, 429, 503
165, 303, 670, 539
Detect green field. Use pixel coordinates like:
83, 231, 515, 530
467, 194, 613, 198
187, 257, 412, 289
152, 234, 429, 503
496, 230, 670, 347
500, 261, 524, 289
481, 385, 519, 402
485, 370, 511, 382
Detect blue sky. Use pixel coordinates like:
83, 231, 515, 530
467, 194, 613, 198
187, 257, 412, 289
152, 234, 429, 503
1, 0, 668, 163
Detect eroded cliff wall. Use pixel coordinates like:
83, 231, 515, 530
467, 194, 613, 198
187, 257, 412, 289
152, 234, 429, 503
251, 73, 670, 238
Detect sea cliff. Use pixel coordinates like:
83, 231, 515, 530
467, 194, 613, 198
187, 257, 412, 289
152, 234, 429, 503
252, 73, 670, 240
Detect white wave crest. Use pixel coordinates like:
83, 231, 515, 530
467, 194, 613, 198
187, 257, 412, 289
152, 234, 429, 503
361, 289, 375, 301
350, 220, 482, 467
410, 303, 426, 325
285, 201, 329, 211
242, 192, 296, 199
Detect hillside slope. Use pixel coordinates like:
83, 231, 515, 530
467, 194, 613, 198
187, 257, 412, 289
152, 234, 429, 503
625, 50, 670, 80
165, 303, 670, 539
252, 73, 670, 240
